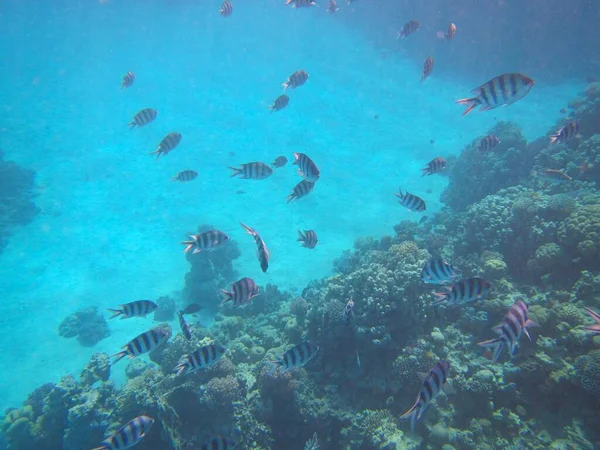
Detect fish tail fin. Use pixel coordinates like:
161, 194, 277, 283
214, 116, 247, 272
455, 97, 479, 116
478, 338, 505, 362
128, 122, 136, 130
399, 399, 419, 432
173, 356, 189, 376
219, 289, 232, 306
107, 308, 122, 320
432, 291, 448, 306
584, 306, 600, 322
240, 222, 256, 236
111, 351, 128, 364
297, 230, 305, 241
228, 167, 242, 177
171, 175, 179, 182
285, 193, 295, 203
282, 82, 289, 91
421, 167, 430, 177
181, 236, 197, 253
549, 133, 559, 144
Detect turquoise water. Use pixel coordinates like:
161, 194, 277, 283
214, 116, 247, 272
0, 0, 592, 447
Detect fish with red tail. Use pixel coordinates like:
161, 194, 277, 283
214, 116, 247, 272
240, 222, 270, 272
584, 307, 600, 334
397, 20, 420, 39
219, 0, 233, 17
129, 108, 157, 129
221, 277, 259, 307
229, 162, 273, 180
283, 70, 309, 91
121, 71, 135, 89
269, 94, 290, 112
420, 57, 434, 83
549, 121, 579, 144
456, 73, 535, 116
286, 179, 315, 203
297, 229, 318, 248
395, 188, 426, 212
478, 298, 538, 362
182, 230, 230, 253
150, 132, 181, 159
271, 155, 288, 168
327, 0, 338, 13
478, 135, 500, 153
400, 360, 452, 432
421, 157, 446, 176
433, 277, 491, 306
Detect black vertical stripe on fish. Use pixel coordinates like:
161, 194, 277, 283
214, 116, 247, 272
229, 162, 273, 180
395, 188, 426, 212
283, 70, 309, 91
121, 71, 135, 89
240, 223, 270, 272
269, 94, 289, 112
172, 170, 198, 182
220, 0, 233, 16
293, 152, 320, 182
129, 108, 157, 129
112, 327, 170, 364
498, 74, 507, 102
150, 132, 182, 159
108, 300, 157, 319
271, 155, 288, 168
286, 179, 315, 203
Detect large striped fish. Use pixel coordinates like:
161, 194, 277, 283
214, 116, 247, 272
583, 307, 600, 334
112, 327, 171, 363
421, 259, 460, 285
549, 121, 579, 144
433, 277, 491, 306
229, 162, 273, 180
240, 223, 270, 272
200, 437, 236, 450
91, 415, 154, 450
395, 189, 426, 212
293, 152, 320, 182
286, 179, 315, 203
182, 230, 230, 254
268, 341, 319, 374
128, 108, 157, 129
400, 361, 451, 432
456, 73, 535, 116
220, 277, 259, 307
478, 299, 538, 362
173, 344, 227, 375
108, 300, 157, 319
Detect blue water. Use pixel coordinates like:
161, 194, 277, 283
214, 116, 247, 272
0, 0, 586, 423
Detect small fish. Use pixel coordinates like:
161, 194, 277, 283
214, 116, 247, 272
421, 259, 460, 284
583, 307, 600, 334
456, 73, 535, 116
236, 189, 247, 195
269, 94, 290, 112
268, 341, 319, 373
298, 229, 318, 249
177, 311, 192, 340
400, 361, 451, 432
345, 298, 355, 323
172, 170, 198, 182
327, 0, 338, 13
419, 216, 429, 225
421, 157, 446, 176
397, 20, 420, 39
549, 121, 579, 144
240, 223, 270, 273
221, 277, 260, 307
285, 0, 316, 7
150, 132, 182, 159
271, 155, 288, 168
395, 188, 426, 212
293, 152, 320, 182
108, 300, 157, 319
420, 57, 434, 83
444, 22, 457, 40
121, 71, 135, 89
535, 168, 573, 183
219, 0, 233, 17
112, 327, 170, 364
173, 344, 227, 376
229, 162, 273, 180
91, 416, 154, 450
433, 277, 491, 306
129, 108, 157, 129
200, 437, 237, 450
182, 230, 230, 254
479, 299, 537, 362
283, 70, 309, 91
478, 135, 501, 153
286, 179, 316, 203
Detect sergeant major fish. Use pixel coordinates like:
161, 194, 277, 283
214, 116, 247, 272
395, 188, 426, 212
129, 108, 157, 129
121, 71, 135, 89
433, 277, 491, 306
286, 179, 315, 203
91, 415, 154, 450
269, 94, 290, 112
181, 230, 230, 254
271, 155, 288, 168
478, 135, 501, 153
298, 229, 318, 249
219, 0, 233, 17
421, 259, 460, 284
229, 162, 273, 180
240, 223, 270, 272
150, 132, 181, 159
421, 157, 446, 176
293, 152, 320, 182
421, 57, 434, 83
283, 70, 309, 91
173, 344, 227, 375
549, 121, 580, 144
397, 20, 420, 39
108, 300, 157, 319
456, 73, 535, 116
172, 170, 198, 182
221, 277, 259, 307
177, 311, 192, 340
327, 0, 338, 13
112, 327, 170, 363
268, 341, 319, 374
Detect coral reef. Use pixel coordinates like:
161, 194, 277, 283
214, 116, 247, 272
58, 306, 110, 347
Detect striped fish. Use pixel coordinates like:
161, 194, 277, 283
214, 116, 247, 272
286, 179, 315, 203
269, 94, 289, 112
240, 223, 270, 272
177, 311, 192, 340
172, 170, 198, 182
397, 20, 420, 39
293, 152, 320, 182
298, 229, 318, 249
327, 0, 338, 13
456, 73, 535, 116
478, 135, 501, 153
395, 189, 426, 212
121, 71, 135, 90
128, 108, 157, 129
421, 57, 434, 83
108, 300, 157, 319
400, 361, 451, 432
421, 157, 446, 176
421, 259, 460, 284
150, 132, 181, 159
271, 155, 288, 168
549, 121, 579, 144
478, 299, 538, 362
112, 327, 171, 364
173, 344, 227, 376
285, 0, 316, 7
219, 0, 233, 17
229, 162, 273, 180
444, 23, 457, 40
182, 230, 230, 254
91, 416, 154, 450
283, 70, 309, 91
221, 277, 259, 307
268, 341, 319, 373
433, 277, 491, 306
200, 437, 236, 450
583, 307, 600, 335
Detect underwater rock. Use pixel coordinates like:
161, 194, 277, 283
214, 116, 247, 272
125, 358, 150, 379
558, 193, 600, 270
80, 352, 110, 386
575, 350, 600, 396
58, 306, 110, 347
154, 295, 176, 321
